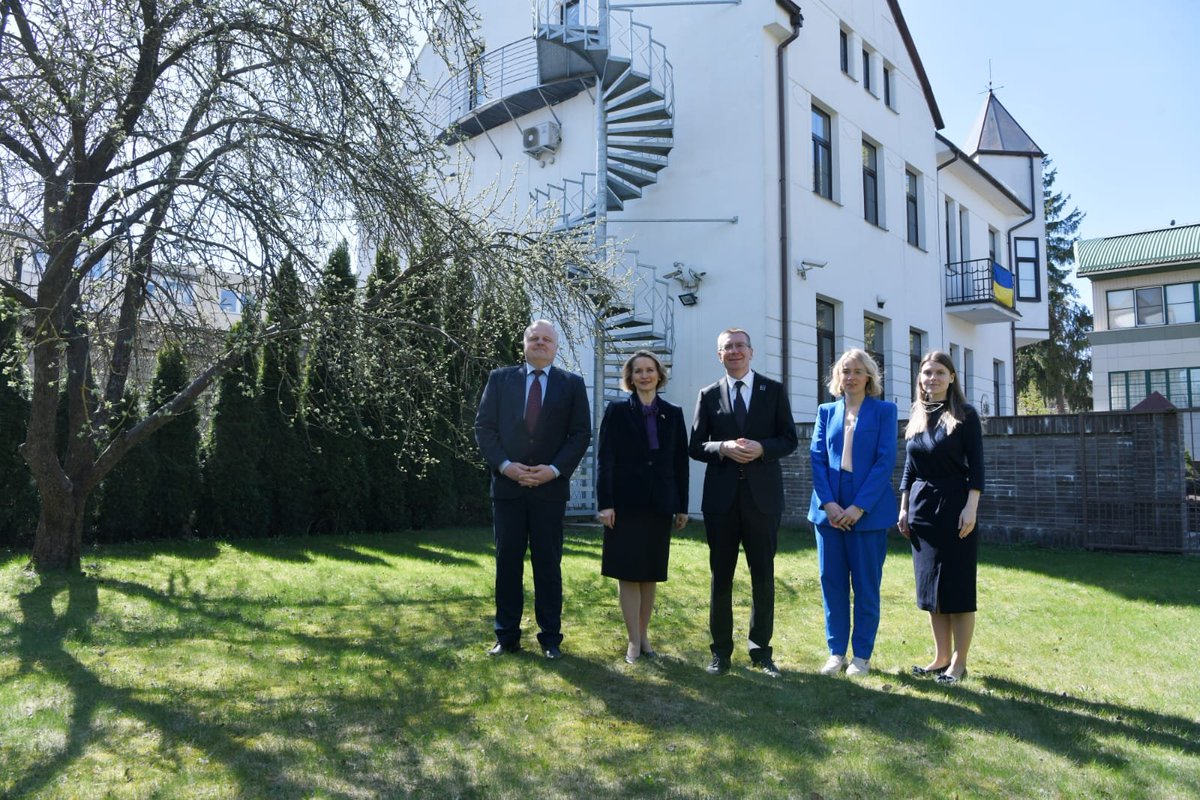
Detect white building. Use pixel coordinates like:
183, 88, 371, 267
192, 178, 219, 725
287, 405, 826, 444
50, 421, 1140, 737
404, 0, 1049, 512
1077, 222, 1200, 454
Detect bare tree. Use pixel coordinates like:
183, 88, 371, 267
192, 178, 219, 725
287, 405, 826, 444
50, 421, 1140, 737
0, 0, 611, 571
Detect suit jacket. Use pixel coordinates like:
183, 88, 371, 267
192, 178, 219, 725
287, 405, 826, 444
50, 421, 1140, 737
474, 364, 591, 502
596, 395, 689, 515
689, 373, 798, 515
807, 396, 899, 530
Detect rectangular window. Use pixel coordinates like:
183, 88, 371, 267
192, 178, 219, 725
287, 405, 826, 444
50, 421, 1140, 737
958, 208, 970, 260
1135, 286, 1164, 326
219, 289, 242, 313
993, 360, 1005, 416
864, 315, 886, 393
840, 30, 849, 74
1127, 372, 1148, 408
862, 49, 872, 92
988, 228, 999, 264
1015, 237, 1040, 301
812, 107, 832, 199
1166, 282, 1198, 323
906, 170, 920, 246
1169, 368, 1189, 406
883, 66, 893, 107
944, 199, 955, 263
862, 141, 878, 225
964, 348, 974, 405
1107, 289, 1134, 329
817, 300, 836, 404
909, 329, 923, 404
1109, 373, 1127, 410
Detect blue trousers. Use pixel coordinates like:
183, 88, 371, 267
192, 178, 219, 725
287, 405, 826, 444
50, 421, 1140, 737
815, 524, 888, 660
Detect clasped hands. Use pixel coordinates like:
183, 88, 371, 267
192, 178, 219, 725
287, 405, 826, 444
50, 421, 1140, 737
598, 509, 688, 531
502, 462, 556, 488
720, 438, 763, 463
824, 501, 864, 531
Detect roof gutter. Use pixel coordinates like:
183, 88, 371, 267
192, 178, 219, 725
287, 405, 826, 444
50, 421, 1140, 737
776, 0, 802, 394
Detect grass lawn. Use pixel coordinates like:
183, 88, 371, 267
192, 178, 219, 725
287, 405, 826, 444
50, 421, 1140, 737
1, 524, 1198, 799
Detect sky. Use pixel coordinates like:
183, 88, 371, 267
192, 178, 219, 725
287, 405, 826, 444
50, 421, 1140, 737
899, 0, 1200, 308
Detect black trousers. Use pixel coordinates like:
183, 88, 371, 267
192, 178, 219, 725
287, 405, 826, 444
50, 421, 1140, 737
704, 480, 779, 660
492, 495, 566, 648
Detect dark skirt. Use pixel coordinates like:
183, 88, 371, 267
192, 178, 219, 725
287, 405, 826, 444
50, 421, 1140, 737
907, 477, 977, 613
601, 509, 673, 582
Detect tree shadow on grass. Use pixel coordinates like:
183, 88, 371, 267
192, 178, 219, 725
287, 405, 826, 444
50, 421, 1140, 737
9, 566, 1199, 798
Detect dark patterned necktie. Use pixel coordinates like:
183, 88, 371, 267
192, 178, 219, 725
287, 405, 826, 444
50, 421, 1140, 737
525, 369, 544, 432
733, 380, 747, 431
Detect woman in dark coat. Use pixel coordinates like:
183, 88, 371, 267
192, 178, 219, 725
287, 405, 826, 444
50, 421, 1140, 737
897, 351, 984, 684
597, 350, 689, 664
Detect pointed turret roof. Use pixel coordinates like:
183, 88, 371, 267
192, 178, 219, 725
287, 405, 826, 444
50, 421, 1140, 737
966, 91, 1044, 157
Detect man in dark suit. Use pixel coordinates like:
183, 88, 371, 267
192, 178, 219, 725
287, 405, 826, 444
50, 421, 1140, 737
690, 328, 798, 676
475, 320, 591, 659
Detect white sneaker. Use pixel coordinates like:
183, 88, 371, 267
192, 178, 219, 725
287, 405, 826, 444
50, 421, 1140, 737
846, 657, 871, 677
820, 654, 847, 675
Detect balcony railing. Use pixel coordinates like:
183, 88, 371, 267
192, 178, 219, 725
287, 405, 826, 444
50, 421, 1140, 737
428, 38, 541, 132
945, 258, 1016, 309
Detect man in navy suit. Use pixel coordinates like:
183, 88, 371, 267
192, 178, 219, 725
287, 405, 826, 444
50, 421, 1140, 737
475, 320, 591, 659
690, 328, 798, 676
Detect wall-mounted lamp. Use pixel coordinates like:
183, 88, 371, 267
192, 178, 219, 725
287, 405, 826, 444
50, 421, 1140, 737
668, 261, 706, 306
796, 258, 827, 280
876, 294, 886, 309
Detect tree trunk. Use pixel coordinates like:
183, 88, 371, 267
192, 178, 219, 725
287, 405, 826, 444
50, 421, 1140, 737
30, 481, 86, 573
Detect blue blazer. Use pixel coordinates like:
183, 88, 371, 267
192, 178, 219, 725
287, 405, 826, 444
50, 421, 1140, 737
807, 396, 898, 531
474, 364, 591, 502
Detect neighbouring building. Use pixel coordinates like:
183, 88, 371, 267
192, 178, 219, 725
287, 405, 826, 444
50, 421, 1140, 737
1077, 222, 1200, 456
397, 0, 1050, 512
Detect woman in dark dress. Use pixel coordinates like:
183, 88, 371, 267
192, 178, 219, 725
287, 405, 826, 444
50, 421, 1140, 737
897, 351, 983, 685
597, 350, 689, 664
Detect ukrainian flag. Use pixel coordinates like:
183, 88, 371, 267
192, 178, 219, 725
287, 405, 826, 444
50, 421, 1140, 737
993, 262, 1014, 308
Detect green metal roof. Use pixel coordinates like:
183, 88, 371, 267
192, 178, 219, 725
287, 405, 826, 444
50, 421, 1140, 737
1075, 223, 1200, 276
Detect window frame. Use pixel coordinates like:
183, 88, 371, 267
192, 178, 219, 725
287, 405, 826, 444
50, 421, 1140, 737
862, 140, 879, 226
1014, 236, 1041, 302
812, 106, 833, 200
905, 170, 920, 247
839, 29, 849, 74
817, 300, 837, 404
861, 49, 872, 93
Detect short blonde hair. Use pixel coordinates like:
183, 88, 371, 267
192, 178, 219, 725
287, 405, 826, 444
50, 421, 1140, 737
826, 348, 883, 398
620, 350, 669, 392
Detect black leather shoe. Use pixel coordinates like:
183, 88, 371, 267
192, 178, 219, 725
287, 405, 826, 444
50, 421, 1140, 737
543, 644, 563, 660
487, 642, 520, 656
752, 656, 782, 678
706, 656, 731, 675
912, 663, 949, 677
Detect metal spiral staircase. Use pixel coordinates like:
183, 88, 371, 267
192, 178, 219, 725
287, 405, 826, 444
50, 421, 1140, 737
532, 0, 677, 511
428, 2, 677, 511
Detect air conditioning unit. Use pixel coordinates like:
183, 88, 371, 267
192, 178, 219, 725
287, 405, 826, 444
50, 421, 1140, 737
522, 121, 561, 156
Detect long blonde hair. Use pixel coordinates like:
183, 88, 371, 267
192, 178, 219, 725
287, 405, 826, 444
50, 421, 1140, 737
905, 351, 968, 439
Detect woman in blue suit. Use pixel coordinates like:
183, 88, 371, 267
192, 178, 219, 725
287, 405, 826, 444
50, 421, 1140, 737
807, 349, 898, 677
597, 350, 689, 664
